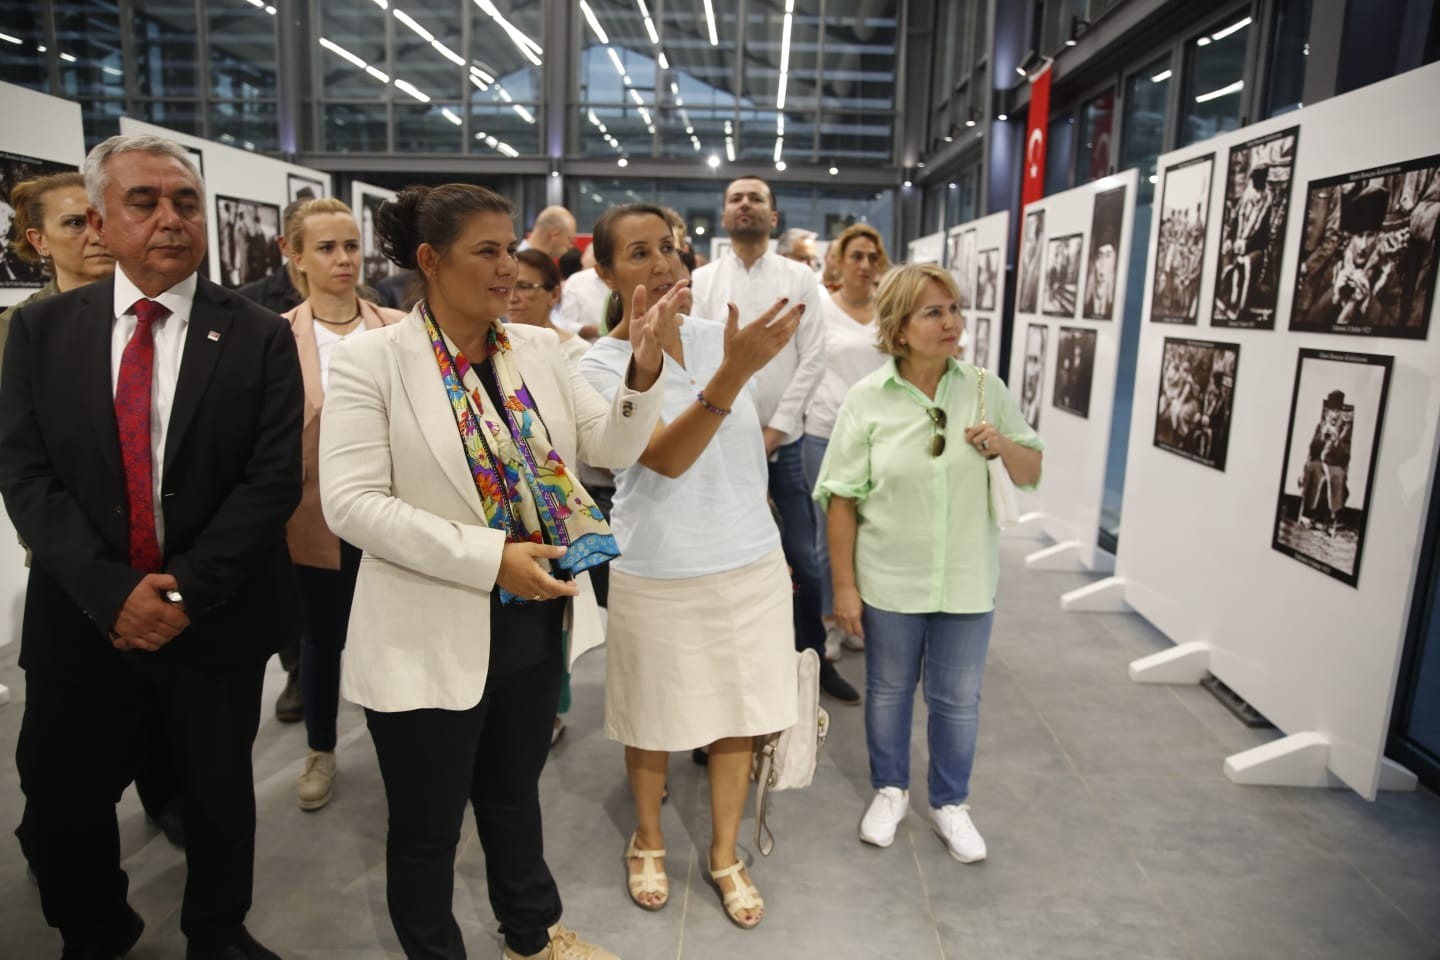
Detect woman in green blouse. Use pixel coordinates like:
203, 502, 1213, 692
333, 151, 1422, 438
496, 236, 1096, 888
815, 262, 1042, 864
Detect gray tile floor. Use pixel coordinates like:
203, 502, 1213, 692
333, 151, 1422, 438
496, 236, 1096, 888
3, 539, 1439, 959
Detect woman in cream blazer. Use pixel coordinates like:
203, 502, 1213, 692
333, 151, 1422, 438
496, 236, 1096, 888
318, 183, 676, 960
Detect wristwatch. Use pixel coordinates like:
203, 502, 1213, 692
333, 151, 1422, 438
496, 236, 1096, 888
164, 589, 185, 605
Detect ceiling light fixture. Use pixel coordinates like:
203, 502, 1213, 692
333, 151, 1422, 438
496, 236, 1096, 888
1066, 16, 1090, 47
1194, 80, 1244, 103
578, 0, 609, 44
1210, 16, 1252, 41
702, 0, 720, 45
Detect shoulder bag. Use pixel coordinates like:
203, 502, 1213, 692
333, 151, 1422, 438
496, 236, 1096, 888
753, 647, 830, 856
977, 368, 1021, 528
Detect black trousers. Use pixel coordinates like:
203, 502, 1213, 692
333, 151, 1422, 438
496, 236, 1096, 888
15, 653, 268, 949
365, 652, 564, 958
296, 541, 363, 751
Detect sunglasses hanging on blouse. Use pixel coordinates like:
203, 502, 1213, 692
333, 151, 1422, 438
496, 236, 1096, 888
927, 407, 947, 458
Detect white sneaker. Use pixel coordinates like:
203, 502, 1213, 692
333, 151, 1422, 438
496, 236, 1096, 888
859, 787, 909, 847
824, 624, 844, 662
841, 631, 865, 652
929, 803, 986, 863
297, 750, 336, 811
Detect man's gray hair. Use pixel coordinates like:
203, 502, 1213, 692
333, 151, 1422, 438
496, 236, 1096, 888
84, 134, 205, 214
776, 227, 818, 257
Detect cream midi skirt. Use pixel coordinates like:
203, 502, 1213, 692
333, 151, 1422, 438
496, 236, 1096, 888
604, 547, 798, 751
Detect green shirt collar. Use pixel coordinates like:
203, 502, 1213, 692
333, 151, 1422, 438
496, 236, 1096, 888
880, 355, 967, 404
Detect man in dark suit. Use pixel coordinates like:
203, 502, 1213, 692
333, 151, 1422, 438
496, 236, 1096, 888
0, 135, 303, 959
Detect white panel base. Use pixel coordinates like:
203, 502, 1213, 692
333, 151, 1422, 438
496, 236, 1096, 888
1061, 576, 1129, 612
1001, 511, 1047, 540
1224, 735, 1420, 792
1128, 641, 1210, 684
0, 684, 9, 706
1378, 758, 1419, 792
1025, 541, 1085, 571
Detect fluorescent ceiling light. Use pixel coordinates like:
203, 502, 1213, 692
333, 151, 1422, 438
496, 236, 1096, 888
773, 137, 783, 162
468, 72, 488, 90
618, 157, 628, 167
1211, 16, 1251, 41
607, 47, 626, 78
372, 0, 387, 8
1194, 79, 1243, 103
708, 155, 721, 168
441, 107, 463, 126
579, 1, 609, 44
264, 4, 275, 13
470, 65, 495, 84
702, 0, 719, 45
658, 51, 669, 70
394, 79, 431, 103
628, 88, 644, 106
637, 106, 652, 125
776, 72, 788, 110
319, 37, 367, 70
643, 17, 660, 46
473, 0, 542, 66
432, 40, 464, 65
725, 137, 736, 163
775, 161, 786, 172
779, 9, 793, 75
102, 65, 123, 76
58, 51, 76, 62
1196, 36, 1212, 47
0, 32, 21, 44
367, 65, 390, 83
512, 104, 536, 124
393, 10, 434, 43
1151, 69, 1172, 83
670, 81, 679, 95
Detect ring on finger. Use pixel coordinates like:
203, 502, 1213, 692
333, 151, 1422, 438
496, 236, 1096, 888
980, 439, 990, 450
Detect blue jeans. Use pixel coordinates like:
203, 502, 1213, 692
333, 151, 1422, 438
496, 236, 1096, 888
862, 605, 994, 807
769, 438, 825, 658
800, 434, 833, 617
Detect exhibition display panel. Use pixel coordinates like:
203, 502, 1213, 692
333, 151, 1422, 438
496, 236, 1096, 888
1101, 62, 1440, 799
944, 211, 1010, 370
1005, 169, 1141, 572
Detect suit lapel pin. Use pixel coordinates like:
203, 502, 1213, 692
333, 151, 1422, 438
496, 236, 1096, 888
207, 329, 222, 342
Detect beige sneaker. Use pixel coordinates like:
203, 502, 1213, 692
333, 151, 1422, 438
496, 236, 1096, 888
501, 924, 620, 960
297, 750, 336, 811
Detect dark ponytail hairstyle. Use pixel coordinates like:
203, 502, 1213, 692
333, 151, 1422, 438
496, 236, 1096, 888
374, 183, 514, 271
590, 202, 671, 330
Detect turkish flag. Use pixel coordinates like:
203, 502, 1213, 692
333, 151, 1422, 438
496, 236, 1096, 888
1021, 66, 1051, 208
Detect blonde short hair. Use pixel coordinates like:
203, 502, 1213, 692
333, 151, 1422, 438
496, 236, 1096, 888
874, 262, 960, 356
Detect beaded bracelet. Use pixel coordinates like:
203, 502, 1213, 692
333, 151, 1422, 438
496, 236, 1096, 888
695, 391, 732, 416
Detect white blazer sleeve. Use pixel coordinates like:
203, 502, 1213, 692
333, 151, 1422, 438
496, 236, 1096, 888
319, 337, 507, 592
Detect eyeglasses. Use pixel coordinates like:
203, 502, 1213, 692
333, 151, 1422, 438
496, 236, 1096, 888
927, 407, 947, 457
513, 280, 555, 293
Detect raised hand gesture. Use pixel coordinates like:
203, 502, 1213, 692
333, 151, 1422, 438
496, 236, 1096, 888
630, 279, 689, 382
720, 297, 804, 380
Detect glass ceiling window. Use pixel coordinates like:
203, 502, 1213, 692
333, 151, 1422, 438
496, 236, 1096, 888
313, 0, 542, 156
576, 0, 899, 170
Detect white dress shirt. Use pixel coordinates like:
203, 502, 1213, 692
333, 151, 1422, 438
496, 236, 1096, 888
111, 268, 196, 550
557, 267, 613, 335
690, 249, 825, 444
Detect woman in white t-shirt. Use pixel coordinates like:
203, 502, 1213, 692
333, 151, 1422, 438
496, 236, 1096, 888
802, 223, 891, 658
280, 198, 403, 812
578, 203, 802, 930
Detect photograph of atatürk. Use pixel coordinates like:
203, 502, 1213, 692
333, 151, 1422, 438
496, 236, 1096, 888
288, 173, 326, 203
1152, 154, 1214, 324
957, 229, 976, 308
359, 187, 401, 288
1043, 233, 1084, 317
1290, 153, 1440, 339
1272, 349, 1393, 587
1019, 323, 1048, 429
214, 195, 282, 288
1017, 209, 1046, 314
1052, 327, 1097, 418
971, 315, 992, 369
0, 150, 77, 287
975, 247, 999, 311
1154, 337, 1240, 471
1213, 127, 1298, 329
1084, 184, 1127, 320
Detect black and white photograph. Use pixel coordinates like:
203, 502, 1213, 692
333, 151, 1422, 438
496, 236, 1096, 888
1152, 154, 1214, 324
975, 247, 999, 311
1290, 153, 1440, 339
1272, 349, 1393, 587
1213, 126, 1298, 329
1019, 323, 1048, 429
956, 229, 976, 308
182, 146, 204, 179
1017, 208, 1045, 314
1052, 327, 1097, 418
945, 228, 963, 273
1042, 233, 1084, 317
358, 187, 401, 289
214, 195, 282, 288
1083, 184, 1128, 320
0, 150, 78, 287
288, 173, 326, 203
1153, 337, 1240, 471
970, 315, 992, 369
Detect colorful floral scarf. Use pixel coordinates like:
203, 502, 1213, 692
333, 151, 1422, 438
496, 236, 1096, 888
422, 302, 619, 603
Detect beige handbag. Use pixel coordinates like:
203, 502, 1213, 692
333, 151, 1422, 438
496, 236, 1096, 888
753, 648, 830, 856
977, 368, 1020, 528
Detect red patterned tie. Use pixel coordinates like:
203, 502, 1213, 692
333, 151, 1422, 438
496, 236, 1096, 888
116, 299, 168, 573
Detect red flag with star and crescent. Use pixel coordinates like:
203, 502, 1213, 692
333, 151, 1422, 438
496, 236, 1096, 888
1021, 65, 1051, 208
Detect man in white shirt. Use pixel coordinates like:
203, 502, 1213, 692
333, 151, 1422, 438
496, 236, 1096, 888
690, 178, 859, 704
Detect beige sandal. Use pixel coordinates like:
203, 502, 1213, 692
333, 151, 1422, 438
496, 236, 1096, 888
624, 833, 668, 911
707, 854, 764, 929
